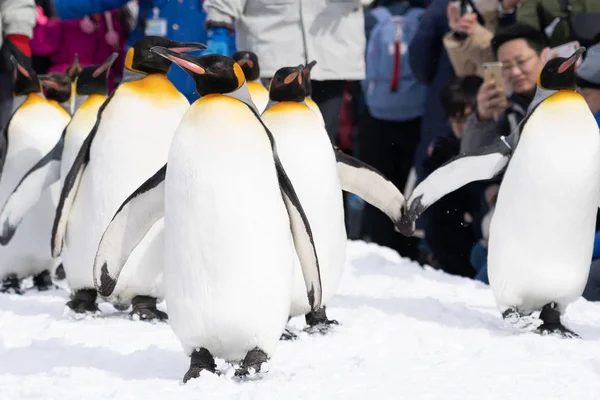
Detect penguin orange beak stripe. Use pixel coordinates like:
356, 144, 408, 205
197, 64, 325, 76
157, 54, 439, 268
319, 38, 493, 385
150, 46, 206, 75
10, 56, 31, 79
284, 71, 298, 84
558, 47, 586, 73
92, 52, 119, 78
40, 79, 59, 90
237, 59, 254, 69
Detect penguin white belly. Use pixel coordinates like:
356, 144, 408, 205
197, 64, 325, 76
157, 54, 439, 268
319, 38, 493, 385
247, 81, 269, 114
63, 89, 187, 300
261, 103, 347, 317
305, 97, 325, 126
60, 95, 106, 186
0, 101, 68, 278
488, 93, 600, 314
164, 96, 293, 361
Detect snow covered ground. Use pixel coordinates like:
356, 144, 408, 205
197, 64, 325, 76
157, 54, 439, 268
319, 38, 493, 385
2, 240, 600, 400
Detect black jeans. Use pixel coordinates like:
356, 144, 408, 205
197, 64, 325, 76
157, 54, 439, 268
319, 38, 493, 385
358, 111, 422, 261
310, 80, 347, 145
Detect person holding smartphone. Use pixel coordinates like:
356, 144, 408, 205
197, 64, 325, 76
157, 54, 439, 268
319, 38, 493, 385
460, 24, 550, 152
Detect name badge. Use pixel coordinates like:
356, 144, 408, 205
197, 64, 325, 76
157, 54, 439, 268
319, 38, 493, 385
145, 18, 167, 37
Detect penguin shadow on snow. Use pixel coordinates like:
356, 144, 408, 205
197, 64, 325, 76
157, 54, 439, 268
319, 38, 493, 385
0, 338, 186, 380
331, 294, 520, 336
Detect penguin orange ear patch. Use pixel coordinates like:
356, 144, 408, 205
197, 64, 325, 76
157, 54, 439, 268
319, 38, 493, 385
284, 72, 299, 84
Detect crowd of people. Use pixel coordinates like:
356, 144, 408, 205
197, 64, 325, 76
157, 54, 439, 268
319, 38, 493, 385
1, 0, 600, 292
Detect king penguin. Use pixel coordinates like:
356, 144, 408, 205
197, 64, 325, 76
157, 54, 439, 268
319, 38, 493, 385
38, 55, 83, 116
232, 51, 269, 114
0, 53, 120, 247
49, 36, 206, 319
300, 60, 325, 126
262, 65, 415, 338
91, 51, 323, 381
0, 55, 71, 293
398, 48, 598, 338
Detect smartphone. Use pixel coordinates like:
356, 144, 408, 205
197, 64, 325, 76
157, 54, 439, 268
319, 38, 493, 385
483, 62, 505, 92
545, 41, 582, 66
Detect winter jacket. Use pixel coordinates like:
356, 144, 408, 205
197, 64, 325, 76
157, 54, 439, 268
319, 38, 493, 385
31, 11, 126, 92
460, 93, 528, 153
443, 23, 494, 77
517, 0, 600, 47
53, 0, 212, 102
203, 0, 366, 81
0, 0, 36, 50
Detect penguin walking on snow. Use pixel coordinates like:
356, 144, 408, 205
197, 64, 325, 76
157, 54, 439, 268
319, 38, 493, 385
91, 51, 322, 382
0, 55, 71, 293
232, 51, 269, 113
262, 65, 423, 338
49, 37, 205, 319
0, 53, 119, 285
398, 48, 597, 338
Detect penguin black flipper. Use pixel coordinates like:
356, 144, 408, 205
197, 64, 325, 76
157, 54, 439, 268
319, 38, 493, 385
94, 164, 167, 297
333, 146, 405, 230
0, 132, 65, 245
248, 105, 323, 311
51, 93, 114, 257
397, 132, 518, 236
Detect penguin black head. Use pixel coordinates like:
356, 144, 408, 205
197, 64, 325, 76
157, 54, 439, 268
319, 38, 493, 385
538, 47, 586, 91
269, 65, 306, 103
39, 73, 73, 103
149, 47, 245, 96
232, 51, 260, 82
301, 60, 317, 97
10, 56, 41, 96
66, 53, 83, 80
125, 36, 207, 75
76, 52, 119, 96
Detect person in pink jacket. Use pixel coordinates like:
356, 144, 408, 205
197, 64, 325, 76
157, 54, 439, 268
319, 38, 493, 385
31, 5, 128, 92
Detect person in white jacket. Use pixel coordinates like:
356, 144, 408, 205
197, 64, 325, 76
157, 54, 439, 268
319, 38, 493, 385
0, 0, 36, 135
203, 0, 366, 144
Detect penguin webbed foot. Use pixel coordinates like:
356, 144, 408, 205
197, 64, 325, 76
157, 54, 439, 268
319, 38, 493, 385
534, 302, 580, 339
501, 307, 537, 329
54, 264, 66, 280
129, 295, 168, 322
234, 347, 269, 380
0, 273, 23, 294
304, 307, 339, 335
280, 327, 298, 341
183, 347, 219, 383
33, 270, 55, 291
66, 288, 101, 314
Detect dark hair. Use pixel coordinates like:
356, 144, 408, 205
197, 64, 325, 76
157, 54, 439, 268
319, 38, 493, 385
491, 24, 548, 58
440, 75, 483, 118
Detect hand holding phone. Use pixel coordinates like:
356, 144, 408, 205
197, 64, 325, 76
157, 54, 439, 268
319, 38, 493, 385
478, 62, 508, 121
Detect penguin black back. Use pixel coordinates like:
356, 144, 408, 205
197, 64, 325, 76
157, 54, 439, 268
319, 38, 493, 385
126, 36, 207, 75
301, 60, 317, 97
269, 65, 306, 103
232, 51, 260, 81
539, 47, 586, 91
76, 53, 119, 96
149, 48, 245, 96
11, 56, 41, 96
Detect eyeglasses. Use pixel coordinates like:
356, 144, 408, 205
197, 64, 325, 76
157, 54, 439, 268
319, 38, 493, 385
501, 55, 536, 73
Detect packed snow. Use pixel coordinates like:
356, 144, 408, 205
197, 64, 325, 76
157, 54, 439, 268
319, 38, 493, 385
2, 240, 600, 399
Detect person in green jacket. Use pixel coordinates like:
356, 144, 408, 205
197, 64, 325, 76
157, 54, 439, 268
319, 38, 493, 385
516, 0, 600, 47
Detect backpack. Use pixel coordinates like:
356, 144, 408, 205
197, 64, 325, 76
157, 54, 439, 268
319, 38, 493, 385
362, 5, 427, 122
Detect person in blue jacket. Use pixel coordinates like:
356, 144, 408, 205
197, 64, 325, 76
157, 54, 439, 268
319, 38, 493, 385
53, 0, 236, 103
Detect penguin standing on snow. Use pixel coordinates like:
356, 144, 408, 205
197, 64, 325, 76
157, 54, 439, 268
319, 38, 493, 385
0, 53, 120, 247
398, 48, 598, 338
232, 51, 269, 113
262, 65, 421, 338
49, 37, 205, 319
91, 51, 323, 382
0, 55, 71, 293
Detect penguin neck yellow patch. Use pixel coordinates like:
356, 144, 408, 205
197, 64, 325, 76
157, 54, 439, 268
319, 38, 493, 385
233, 63, 245, 89
79, 94, 107, 112
20, 92, 46, 110
48, 99, 71, 118
266, 101, 310, 114
123, 74, 182, 101
545, 89, 585, 105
